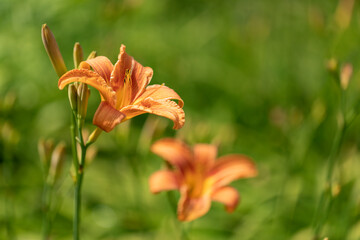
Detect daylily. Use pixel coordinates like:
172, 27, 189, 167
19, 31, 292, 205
58, 45, 185, 132
149, 138, 257, 222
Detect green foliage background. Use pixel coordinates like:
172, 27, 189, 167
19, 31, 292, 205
1, 0, 360, 239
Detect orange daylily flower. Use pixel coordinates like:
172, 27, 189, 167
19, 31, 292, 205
58, 45, 184, 132
149, 138, 257, 222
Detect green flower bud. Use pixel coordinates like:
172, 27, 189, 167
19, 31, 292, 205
77, 83, 90, 128
41, 24, 67, 77
48, 142, 66, 185
87, 51, 97, 60
73, 42, 83, 69
68, 84, 78, 113
38, 138, 54, 172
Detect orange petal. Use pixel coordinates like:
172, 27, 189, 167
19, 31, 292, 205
111, 45, 153, 102
211, 186, 240, 213
150, 138, 193, 173
131, 62, 153, 101
86, 56, 114, 83
177, 187, 212, 222
149, 170, 180, 194
58, 69, 116, 106
121, 98, 185, 129
208, 154, 257, 188
93, 101, 125, 132
193, 144, 217, 170
110, 45, 133, 92
135, 84, 184, 108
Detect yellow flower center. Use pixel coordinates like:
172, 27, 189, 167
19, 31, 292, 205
116, 69, 132, 109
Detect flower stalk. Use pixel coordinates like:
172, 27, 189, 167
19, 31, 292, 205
42, 25, 96, 240
39, 140, 66, 240
73, 123, 88, 240
313, 62, 354, 239
70, 42, 92, 240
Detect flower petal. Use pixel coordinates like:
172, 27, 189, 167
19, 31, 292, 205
211, 186, 240, 213
58, 69, 116, 106
177, 187, 212, 222
131, 62, 153, 101
136, 84, 184, 108
193, 144, 217, 170
111, 45, 153, 102
208, 154, 257, 188
150, 138, 193, 173
93, 101, 125, 132
85, 56, 113, 83
149, 170, 180, 194
110, 45, 133, 92
121, 98, 185, 129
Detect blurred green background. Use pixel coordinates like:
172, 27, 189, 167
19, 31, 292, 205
2, 0, 360, 239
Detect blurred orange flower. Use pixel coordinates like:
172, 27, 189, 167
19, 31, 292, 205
58, 45, 184, 132
149, 138, 257, 221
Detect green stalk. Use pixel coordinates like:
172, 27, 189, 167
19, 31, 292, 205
3, 141, 16, 240
73, 122, 87, 240
42, 182, 53, 240
313, 89, 347, 239
71, 113, 79, 171
165, 189, 190, 239
181, 223, 190, 240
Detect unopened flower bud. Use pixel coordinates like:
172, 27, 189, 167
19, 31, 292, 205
87, 127, 102, 146
2, 92, 16, 113
340, 63, 353, 90
311, 99, 326, 124
1, 122, 19, 146
87, 51, 97, 60
77, 83, 90, 128
38, 138, 54, 172
335, 0, 355, 30
331, 183, 341, 197
68, 84, 78, 113
326, 58, 338, 75
41, 24, 67, 77
73, 42, 83, 69
48, 142, 66, 184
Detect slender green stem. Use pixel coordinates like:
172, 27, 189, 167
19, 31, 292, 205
166, 191, 178, 216
73, 123, 87, 240
313, 89, 347, 239
70, 113, 79, 170
73, 169, 84, 240
181, 223, 190, 240
42, 182, 53, 240
3, 142, 16, 240
165, 191, 191, 239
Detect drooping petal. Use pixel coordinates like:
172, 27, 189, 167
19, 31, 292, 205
58, 69, 116, 106
177, 187, 212, 222
208, 154, 257, 188
211, 186, 240, 213
93, 101, 125, 132
110, 45, 133, 91
193, 144, 217, 170
149, 170, 181, 194
121, 98, 185, 129
85, 56, 114, 83
150, 138, 193, 174
135, 84, 184, 108
131, 62, 153, 101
